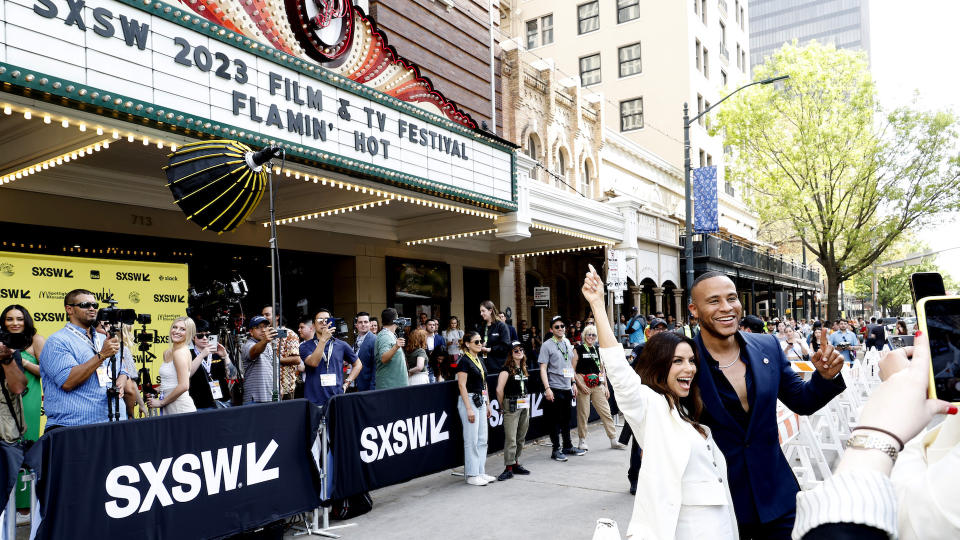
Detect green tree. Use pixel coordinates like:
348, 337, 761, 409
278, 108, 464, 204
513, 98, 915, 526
715, 42, 960, 321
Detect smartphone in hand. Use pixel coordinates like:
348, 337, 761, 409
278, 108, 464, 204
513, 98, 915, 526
917, 295, 960, 403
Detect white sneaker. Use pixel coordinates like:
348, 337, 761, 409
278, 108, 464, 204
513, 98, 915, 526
481, 474, 497, 483
579, 438, 589, 450
610, 438, 625, 450
466, 476, 489, 486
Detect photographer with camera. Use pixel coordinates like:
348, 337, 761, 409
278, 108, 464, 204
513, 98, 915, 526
828, 319, 861, 365
241, 315, 277, 404
39, 290, 130, 428
262, 306, 303, 401
300, 309, 361, 408
0, 334, 28, 520
352, 312, 376, 392
375, 309, 409, 390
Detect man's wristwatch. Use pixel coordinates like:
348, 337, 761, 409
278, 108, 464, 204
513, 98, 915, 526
846, 433, 899, 463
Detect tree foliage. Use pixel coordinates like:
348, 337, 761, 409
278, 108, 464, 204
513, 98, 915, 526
714, 42, 960, 320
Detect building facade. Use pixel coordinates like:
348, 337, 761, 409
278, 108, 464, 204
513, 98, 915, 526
750, 0, 871, 69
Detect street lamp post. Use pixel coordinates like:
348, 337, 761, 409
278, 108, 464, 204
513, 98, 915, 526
683, 75, 789, 305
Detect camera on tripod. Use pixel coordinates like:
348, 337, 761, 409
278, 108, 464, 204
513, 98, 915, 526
96, 296, 137, 327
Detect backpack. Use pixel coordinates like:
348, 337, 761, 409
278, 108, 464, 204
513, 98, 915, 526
330, 492, 373, 520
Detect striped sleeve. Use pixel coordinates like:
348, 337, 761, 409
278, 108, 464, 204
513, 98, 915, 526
792, 469, 897, 540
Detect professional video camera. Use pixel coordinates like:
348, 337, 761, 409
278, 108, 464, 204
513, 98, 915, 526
0, 328, 31, 350
96, 296, 138, 328
188, 274, 249, 310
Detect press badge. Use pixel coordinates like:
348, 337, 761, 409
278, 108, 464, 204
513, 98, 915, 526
516, 397, 529, 409
209, 381, 223, 399
562, 368, 574, 379
96, 366, 110, 387
319, 373, 338, 386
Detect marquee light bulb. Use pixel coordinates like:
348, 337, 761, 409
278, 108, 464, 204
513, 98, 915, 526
96, 127, 103, 135
79, 124, 86, 132
3, 106, 10, 115
142, 137, 149, 146
113, 130, 119, 139
61, 119, 69, 128
23, 111, 31, 120
43, 115, 51, 124
127, 134, 134, 142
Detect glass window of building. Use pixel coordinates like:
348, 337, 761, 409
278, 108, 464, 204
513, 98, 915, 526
696, 39, 702, 70
618, 42, 642, 77
721, 68, 727, 86
582, 163, 593, 196
526, 134, 538, 159
526, 14, 554, 49
556, 150, 567, 189
578, 1, 600, 34
701, 0, 707, 24
617, 0, 640, 23
620, 98, 644, 131
703, 47, 709, 78
579, 54, 601, 86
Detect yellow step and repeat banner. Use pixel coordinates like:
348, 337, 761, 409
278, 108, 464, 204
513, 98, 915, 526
0, 251, 189, 385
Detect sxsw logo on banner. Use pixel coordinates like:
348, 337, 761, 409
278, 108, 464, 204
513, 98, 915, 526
116, 272, 151, 282
104, 440, 280, 519
0, 289, 31, 299
359, 412, 450, 463
32, 266, 74, 278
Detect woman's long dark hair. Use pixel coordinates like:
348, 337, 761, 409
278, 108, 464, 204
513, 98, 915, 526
462, 330, 481, 352
504, 346, 529, 377
634, 332, 705, 436
1, 304, 37, 339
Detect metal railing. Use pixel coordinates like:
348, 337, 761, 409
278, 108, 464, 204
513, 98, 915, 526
681, 234, 820, 283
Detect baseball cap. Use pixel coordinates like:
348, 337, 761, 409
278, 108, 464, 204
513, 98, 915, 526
740, 315, 764, 333
650, 318, 667, 329
511, 340, 523, 349
247, 315, 269, 330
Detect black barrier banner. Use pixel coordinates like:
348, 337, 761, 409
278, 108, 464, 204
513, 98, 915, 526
26, 400, 323, 540
326, 374, 601, 500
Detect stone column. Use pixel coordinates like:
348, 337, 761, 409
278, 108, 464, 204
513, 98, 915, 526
673, 289, 685, 322
653, 287, 664, 313
630, 285, 641, 308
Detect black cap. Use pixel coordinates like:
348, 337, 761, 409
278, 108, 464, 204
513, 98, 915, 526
551, 315, 564, 324
247, 315, 268, 330
511, 340, 523, 348
740, 315, 764, 333
650, 318, 668, 329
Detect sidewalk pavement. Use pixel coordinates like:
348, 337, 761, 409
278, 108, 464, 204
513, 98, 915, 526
288, 420, 635, 539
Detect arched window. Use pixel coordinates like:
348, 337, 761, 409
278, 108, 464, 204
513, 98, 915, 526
582, 160, 593, 197
556, 150, 566, 189
526, 135, 538, 159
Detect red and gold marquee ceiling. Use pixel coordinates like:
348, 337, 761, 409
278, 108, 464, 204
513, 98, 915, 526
177, 0, 478, 128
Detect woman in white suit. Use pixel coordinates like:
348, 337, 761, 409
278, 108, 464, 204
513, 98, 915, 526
581, 265, 737, 539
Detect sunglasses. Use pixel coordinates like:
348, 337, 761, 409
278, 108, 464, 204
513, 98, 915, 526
584, 333, 597, 337
469, 339, 482, 344
512, 347, 524, 353
196, 333, 211, 339
68, 302, 99, 309
553, 324, 565, 329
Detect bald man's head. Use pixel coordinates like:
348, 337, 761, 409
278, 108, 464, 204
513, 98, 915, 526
688, 272, 741, 340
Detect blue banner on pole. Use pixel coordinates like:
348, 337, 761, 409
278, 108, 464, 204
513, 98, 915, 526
693, 165, 719, 233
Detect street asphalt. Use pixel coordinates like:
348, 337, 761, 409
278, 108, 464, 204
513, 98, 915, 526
288, 419, 635, 540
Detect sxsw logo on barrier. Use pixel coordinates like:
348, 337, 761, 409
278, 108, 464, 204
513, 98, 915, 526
154, 294, 186, 303
33, 312, 68, 322
116, 272, 151, 282
0, 289, 30, 299
32, 266, 73, 278
359, 412, 450, 463
104, 440, 280, 519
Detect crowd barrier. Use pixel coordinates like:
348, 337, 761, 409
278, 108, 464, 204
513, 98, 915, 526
325, 374, 603, 500
9, 401, 324, 540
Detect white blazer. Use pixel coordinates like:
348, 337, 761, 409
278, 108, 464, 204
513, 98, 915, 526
600, 346, 738, 539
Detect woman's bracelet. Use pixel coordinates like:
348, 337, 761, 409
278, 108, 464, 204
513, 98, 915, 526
851, 426, 905, 451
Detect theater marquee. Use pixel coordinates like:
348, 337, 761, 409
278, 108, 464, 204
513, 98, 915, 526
0, 0, 516, 210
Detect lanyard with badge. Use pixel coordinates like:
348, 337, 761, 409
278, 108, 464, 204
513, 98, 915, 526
554, 337, 574, 380
464, 352, 487, 408
583, 344, 604, 383
318, 340, 338, 387
199, 352, 223, 400
513, 368, 529, 409
66, 324, 112, 388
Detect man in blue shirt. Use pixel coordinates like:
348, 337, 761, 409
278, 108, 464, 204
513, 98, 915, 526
828, 320, 860, 365
300, 309, 362, 408
625, 307, 645, 347
39, 289, 128, 428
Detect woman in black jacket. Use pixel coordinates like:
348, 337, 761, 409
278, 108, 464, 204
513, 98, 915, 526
479, 300, 511, 373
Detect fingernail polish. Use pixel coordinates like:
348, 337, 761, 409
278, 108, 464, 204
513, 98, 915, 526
948, 406, 958, 415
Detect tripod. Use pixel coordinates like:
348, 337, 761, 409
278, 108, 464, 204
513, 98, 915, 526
105, 324, 123, 422
136, 322, 160, 417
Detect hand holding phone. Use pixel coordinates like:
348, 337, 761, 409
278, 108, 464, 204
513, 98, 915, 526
917, 296, 960, 402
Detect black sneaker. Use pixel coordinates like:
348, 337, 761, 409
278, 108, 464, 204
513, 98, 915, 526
629, 478, 637, 495
551, 449, 568, 462
512, 464, 531, 475
562, 447, 587, 456
497, 468, 514, 481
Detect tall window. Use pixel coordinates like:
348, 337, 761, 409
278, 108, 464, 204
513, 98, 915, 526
736, 43, 742, 69
579, 54, 601, 86
697, 94, 704, 126
582, 163, 593, 196
735, 0, 740, 23
620, 98, 643, 131
720, 68, 727, 86
578, 1, 600, 34
699, 149, 706, 167
720, 21, 726, 51
526, 135, 538, 159
740, 6, 745, 29
619, 42, 642, 77
700, 0, 707, 23
617, 0, 639, 23
695, 39, 702, 70
555, 151, 567, 189
702, 47, 709, 78
526, 14, 554, 49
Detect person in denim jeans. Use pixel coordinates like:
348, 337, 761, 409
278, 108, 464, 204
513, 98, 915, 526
456, 330, 494, 486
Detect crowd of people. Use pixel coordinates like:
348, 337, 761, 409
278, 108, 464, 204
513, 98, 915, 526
1, 282, 955, 538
